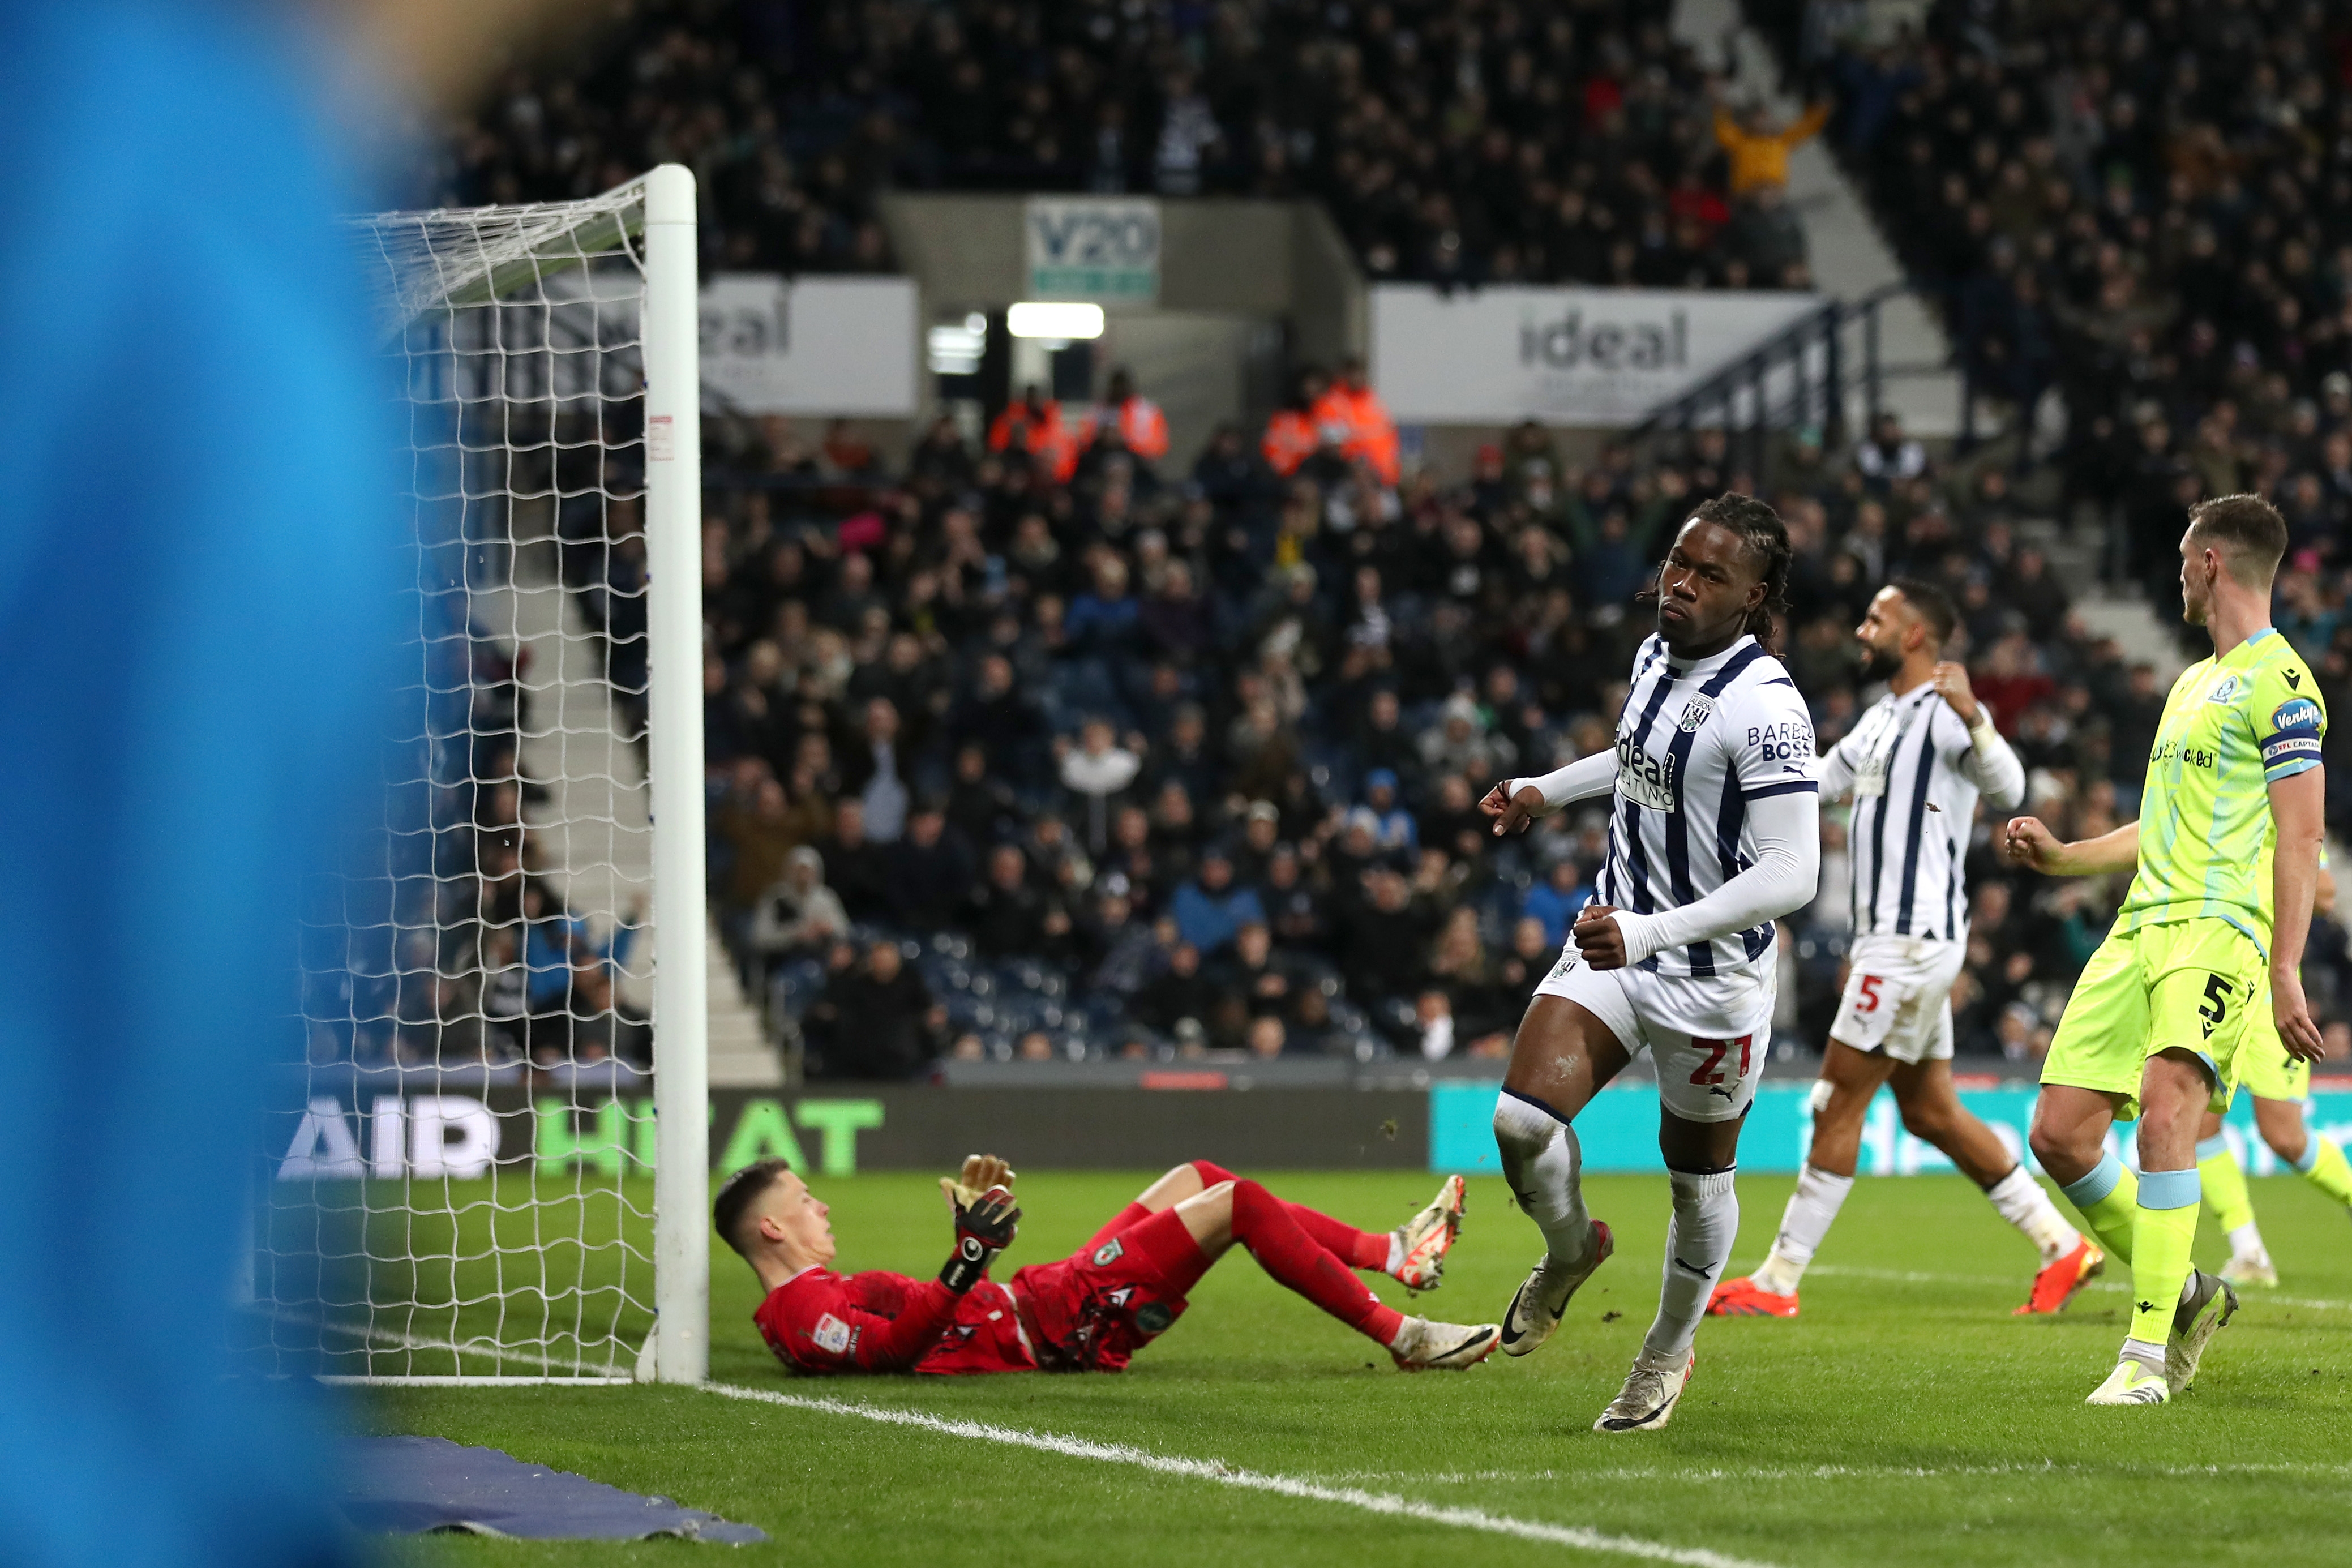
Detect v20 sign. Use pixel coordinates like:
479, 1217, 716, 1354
1025, 198, 1160, 305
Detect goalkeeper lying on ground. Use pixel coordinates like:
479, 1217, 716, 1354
714, 1156, 1501, 1373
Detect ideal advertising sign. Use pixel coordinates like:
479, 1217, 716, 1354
1369, 283, 1822, 426
1024, 197, 1161, 305
698, 273, 918, 415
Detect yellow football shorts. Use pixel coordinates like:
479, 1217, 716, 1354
2230, 972, 2310, 1103
2042, 918, 2263, 1119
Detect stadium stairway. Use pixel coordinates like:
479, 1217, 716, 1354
482, 539, 781, 1087
1680, 0, 1968, 440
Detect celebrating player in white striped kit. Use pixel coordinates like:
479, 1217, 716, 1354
1708, 579, 2102, 1321
1480, 494, 1821, 1433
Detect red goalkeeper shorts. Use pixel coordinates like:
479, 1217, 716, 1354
1010, 1207, 1209, 1372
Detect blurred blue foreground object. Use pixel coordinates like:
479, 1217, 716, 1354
0, 3, 397, 1564
337, 1438, 768, 1543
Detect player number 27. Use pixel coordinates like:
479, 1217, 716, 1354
1690, 1034, 1754, 1085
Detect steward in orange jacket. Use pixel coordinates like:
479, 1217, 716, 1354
1310, 357, 1400, 485
988, 386, 1076, 482
1079, 369, 1170, 464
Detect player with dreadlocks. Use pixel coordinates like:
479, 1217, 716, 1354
1477, 493, 1823, 1432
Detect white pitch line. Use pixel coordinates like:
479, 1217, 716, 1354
702, 1382, 1787, 1568
1805, 1265, 2352, 1312
1318, 1459, 2352, 1485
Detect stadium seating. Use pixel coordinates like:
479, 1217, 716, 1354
425, 0, 1823, 288
682, 385, 2352, 1077
394, 2, 2352, 1083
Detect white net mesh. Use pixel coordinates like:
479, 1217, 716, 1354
253, 179, 663, 1378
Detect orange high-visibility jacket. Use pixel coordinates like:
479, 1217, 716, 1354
1312, 384, 1401, 485
1262, 408, 1319, 475
989, 399, 1076, 481
1078, 396, 1171, 461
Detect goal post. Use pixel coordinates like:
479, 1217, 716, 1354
256, 165, 705, 1385
642, 164, 710, 1387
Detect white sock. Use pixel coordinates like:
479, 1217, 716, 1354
2120, 1335, 2166, 1374
1750, 1163, 1852, 1295
1384, 1232, 1406, 1274
2226, 1221, 2270, 1265
1642, 1168, 1740, 1367
1492, 1093, 1596, 1267
1983, 1166, 2081, 1265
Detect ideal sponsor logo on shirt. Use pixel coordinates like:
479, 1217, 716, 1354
1616, 735, 1678, 811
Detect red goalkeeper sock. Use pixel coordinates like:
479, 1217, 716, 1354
1189, 1159, 1237, 1186
1283, 1202, 1392, 1271
1082, 1203, 1153, 1254
1229, 1180, 1404, 1343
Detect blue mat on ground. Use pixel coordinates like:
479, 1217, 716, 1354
339, 1435, 766, 1543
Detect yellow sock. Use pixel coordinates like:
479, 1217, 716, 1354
2129, 1168, 2201, 1347
2059, 1152, 2139, 1267
2197, 1135, 2255, 1233
2298, 1136, 2352, 1210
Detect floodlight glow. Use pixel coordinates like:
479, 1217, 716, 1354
1007, 301, 1105, 339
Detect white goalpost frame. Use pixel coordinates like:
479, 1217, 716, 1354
642, 163, 710, 1387
276, 164, 707, 1387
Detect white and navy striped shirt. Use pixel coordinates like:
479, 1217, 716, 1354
1597, 633, 1820, 979
1820, 685, 2025, 941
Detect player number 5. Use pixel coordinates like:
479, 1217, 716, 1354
1856, 974, 1884, 1014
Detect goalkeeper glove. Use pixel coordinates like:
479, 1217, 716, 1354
939, 1153, 1017, 1213
939, 1185, 1021, 1294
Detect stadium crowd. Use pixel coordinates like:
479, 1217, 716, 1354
680, 377, 2352, 1080
419, 0, 1827, 289
1767, 1, 2352, 657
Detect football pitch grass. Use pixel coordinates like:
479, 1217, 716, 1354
366, 1169, 2352, 1566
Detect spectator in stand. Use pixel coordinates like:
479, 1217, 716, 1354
1171, 848, 1266, 957
1312, 357, 1402, 485
1522, 855, 1595, 949
1362, 768, 1417, 853
1713, 95, 1830, 198
989, 384, 1074, 483
821, 798, 894, 922
1081, 367, 1170, 468
1060, 715, 1145, 851
1263, 369, 1331, 479
802, 939, 946, 1081
887, 805, 971, 933
1337, 867, 1435, 1018
751, 847, 850, 965
963, 843, 1072, 961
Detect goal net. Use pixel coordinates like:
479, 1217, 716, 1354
249, 168, 707, 1385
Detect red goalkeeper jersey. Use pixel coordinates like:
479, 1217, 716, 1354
753, 1266, 1038, 1375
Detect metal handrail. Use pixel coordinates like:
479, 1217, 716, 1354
1629, 280, 1944, 475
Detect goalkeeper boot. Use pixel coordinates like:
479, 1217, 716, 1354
2166, 1270, 2239, 1395
1500, 1219, 1613, 1357
1394, 1175, 1467, 1291
1389, 1317, 1502, 1372
1594, 1350, 1695, 1433
2220, 1250, 2278, 1288
2085, 1360, 2171, 1406
1706, 1276, 1799, 1318
2015, 1237, 2105, 1316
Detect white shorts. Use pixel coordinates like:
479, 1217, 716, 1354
1830, 933, 1964, 1063
1532, 947, 1773, 1123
